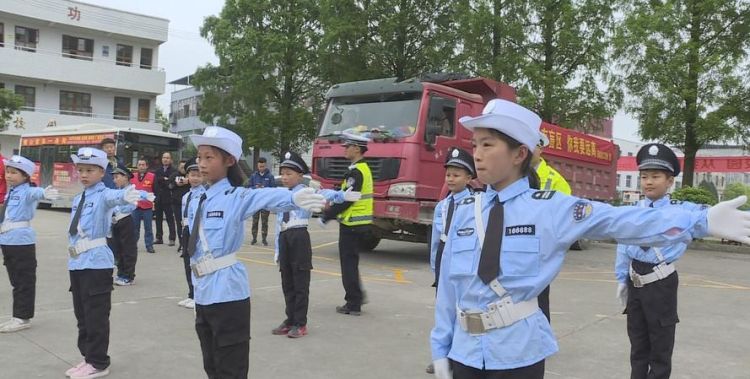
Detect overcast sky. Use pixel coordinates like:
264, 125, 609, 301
83, 0, 643, 142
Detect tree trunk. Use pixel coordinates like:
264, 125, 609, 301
683, 0, 702, 187
540, 2, 556, 123
491, 0, 503, 80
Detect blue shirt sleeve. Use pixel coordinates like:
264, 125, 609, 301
238, 187, 296, 221
614, 244, 630, 283
431, 237, 458, 360
430, 198, 445, 272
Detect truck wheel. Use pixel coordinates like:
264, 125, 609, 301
359, 233, 381, 252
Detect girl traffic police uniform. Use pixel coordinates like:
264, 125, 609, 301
187, 126, 327, 378
430, 99, 750, 379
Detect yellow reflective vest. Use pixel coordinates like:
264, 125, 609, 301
537, 158, 572, 195
338, 161, 374, 226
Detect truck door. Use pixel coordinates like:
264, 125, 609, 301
424, 94, 457, 154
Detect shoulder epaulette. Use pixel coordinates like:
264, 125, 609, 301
532, 190, 556, 200
670, 199, 684, 205
224, 187, 239, 195
458, 196, 476, 205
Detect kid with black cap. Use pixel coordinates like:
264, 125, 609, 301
177, 157, 204, 309
108, 162, 138, 286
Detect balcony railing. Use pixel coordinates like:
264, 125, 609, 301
2, 43, 164, 71
19, 106, 159, 124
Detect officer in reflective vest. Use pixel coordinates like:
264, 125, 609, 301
321, 132, 373, 316
531, 132, 572, 323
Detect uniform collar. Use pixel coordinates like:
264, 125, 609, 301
9, 182, 30, 191
487, 177, 530, 203
645, 195, 670, 208
190, 184, 206, 193
205, 178, 231, 198
449, 187, 471, 201
84, 181, 105, 194
290, 183, 306, 193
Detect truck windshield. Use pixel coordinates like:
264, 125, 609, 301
319, 93, 421, 140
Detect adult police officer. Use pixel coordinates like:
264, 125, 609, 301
531, 132, 572, 323
321, 133, 373, 316
430, 99, 750, 379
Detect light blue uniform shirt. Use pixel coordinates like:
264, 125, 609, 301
0, 183, 45, 246
614, 196, 705, 283
190, 178, 300, 305
68, 182, 130, 271
430, 188, 472, 272
272, 185, 342, 258
431, 177, 709, 370
113, 202, 136, 218
182, 185, 207, 230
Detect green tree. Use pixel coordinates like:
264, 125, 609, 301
672, 186, 717, 205
614, 0, 750, 187
722, 182, 750, 209
0, 89, 23, 130
194, 0, 323, 159
455, 0, 623, 131
155, 107, 170, 132
318, 0, 374, 84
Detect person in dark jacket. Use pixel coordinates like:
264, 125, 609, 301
153, 152, 177, 246
247, 157, 275, 245
169, 160, 190, 252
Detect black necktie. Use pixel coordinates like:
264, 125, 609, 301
69, 191, 86, 236
433, 196, 455, 286
640, 202, 654, 251
282, 187, 293, 223
478, 195, 505, 284
187, 194, 207, 257
183, 192, 193, 218
0, 188, 14, 224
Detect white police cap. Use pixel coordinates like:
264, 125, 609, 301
459, 99, 542, 151
341, 132, 370, 148
190, 126, 243, 161
70, 147, 109, 169
3, 155, 36, 177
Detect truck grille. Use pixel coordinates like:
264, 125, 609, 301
315, 157, 400, 182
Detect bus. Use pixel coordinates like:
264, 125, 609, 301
19, 123, 182, 208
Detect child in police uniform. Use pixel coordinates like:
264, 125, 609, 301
427, 147, 476, 374
430, 99, 750, 379
270, 151, 359, 339
177, 157, 204, 309
108, 162, 138, 286
614, 143, 703, 379
64, 147, 153, 379
188, 127, 327, 378
0, 155, 59, 333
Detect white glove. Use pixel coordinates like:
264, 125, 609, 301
43, 186, 60, 200
274, 252, 279, 265
433, 358, 451, 379
293, 187, 326, 213
144, 192, 156, 202
123, 185, 140, 205
616, 282, 628, 307
343, 187, 362, 202
707, 196, 750, 245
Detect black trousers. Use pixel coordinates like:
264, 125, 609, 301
154, 197, 176, 242
181, 226, 194, 299
626, 259, 679, 379
173, 202, 185, 249
278, 228, 312, 326
69, 269, 113, 370
339, 224, 368, 308
107, 215, 138, 281
195, 298, 251, 379
451, 359, 545, 379
251, 210, 270, 240
538, 285, 551, 323
2, 244, 36, 319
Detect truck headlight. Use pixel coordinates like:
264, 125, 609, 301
388, 182, 417, 198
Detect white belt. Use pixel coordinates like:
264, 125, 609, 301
68, 238, 108, 258
111, 213, 131, 223
281, 219, 308, 232
629, 262, 675, 288
191, 253, 238, 277
457, 297, 539, 335
439, 233, 447, 243
0, 221, 31, 233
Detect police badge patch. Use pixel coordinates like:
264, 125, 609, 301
456, 228, 474, 237
573, 201, 592, 222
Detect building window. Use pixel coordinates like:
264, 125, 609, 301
116, 44, 133, 66
0, 23, 4, 47
14, 85, 36, 110
182, 104, 190, 118
62, 35, 94, 60
616, 174, 621, 186
102, 45, 109, 57
138, 99, 150, 122
114, 97, 131, 120
15, 26, 38, 52
60, 90, 92, 116
140, 48, 153, 69
625, 175, 632, 188
627, 152, 633, 157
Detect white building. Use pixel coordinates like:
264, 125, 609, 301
0, 0, 168, 156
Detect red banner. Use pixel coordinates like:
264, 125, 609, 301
540, 122, 616, 166
618, 156, 750, 173
21, 133, 116, 147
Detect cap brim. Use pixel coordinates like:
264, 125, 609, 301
3, 160, 35, 176
190, 135, 241, 160
70, 154, 107, 169
444, 161, 475, 177
458, 113, 537, 151
638, 162, 673, 172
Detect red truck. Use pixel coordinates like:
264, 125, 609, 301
311, 76, 619, 250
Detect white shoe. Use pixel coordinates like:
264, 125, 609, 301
65, 361, 86, 377
0, 317, 31, 333
177, 298, 189, 307
184, 299, 195, 309
114, 277, 133, 286
69, 363, 109, 379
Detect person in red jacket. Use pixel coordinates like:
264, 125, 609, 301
130, 158, 156, 254
0, 153, 7, 204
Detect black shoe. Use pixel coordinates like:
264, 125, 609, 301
271, 322, 292, 335
262, 239, 268, 246
426, 363, 435, 374
251, 239, 257, 245
154, 239, 164, 245
168, 240, 175, 247
147, 248, 156, 254
336, 304, 361, 316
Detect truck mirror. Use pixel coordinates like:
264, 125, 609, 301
331, 113, 343, 125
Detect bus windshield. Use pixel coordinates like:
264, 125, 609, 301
319, 93, 421, 140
